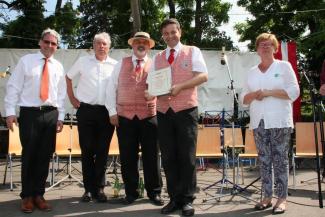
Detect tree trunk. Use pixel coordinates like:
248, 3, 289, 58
194, 0, 202, 45
167, 0, 175, 18
55, 0, 62, 15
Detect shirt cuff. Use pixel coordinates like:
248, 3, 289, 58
5, 108, 16, 117
58, 113, 65, 121
109, 108, 117, 117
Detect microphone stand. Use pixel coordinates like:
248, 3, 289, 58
301, 71, 323, 208
222, 52, 258, 201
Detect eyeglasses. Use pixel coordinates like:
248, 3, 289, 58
42, 39, 57, 46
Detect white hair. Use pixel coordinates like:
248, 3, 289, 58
93, 32, 111, 47
41, 28, 61, 44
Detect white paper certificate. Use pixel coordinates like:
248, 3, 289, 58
147, 67, 172, 96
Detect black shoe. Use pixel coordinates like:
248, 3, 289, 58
182, 203, 195, 216
81, 192, 92, 202
96, 189, 107, 203
161, 200, 180, 214
121, 195, 138, 205
149, 194, 164, 206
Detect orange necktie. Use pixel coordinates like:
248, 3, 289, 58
40, 58, 49, 101
168, 49, 175, 64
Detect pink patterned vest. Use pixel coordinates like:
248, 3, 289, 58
117, 57, 156, 120
154, 45, 197, 113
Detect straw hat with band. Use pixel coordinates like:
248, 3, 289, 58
128, 32, 155, 48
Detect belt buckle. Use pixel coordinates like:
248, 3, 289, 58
39, 106, 43, 111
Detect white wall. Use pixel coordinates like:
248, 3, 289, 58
0, 49, 260, 117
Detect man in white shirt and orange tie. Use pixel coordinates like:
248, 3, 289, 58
4, 28, 66, 213
66, 32, 116, 203
105, 32, 163, 206
148, 18, 208, 216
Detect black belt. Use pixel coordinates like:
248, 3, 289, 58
20, 106, 57, 111
80, 102, 105, 109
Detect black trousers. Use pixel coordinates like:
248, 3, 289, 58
76, 103, 114, 194
117, 115, 162, 198
19, 107, 58, 199
157, 107, 198, 204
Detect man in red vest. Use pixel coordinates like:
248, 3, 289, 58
105, 32, 163, 206
148, 18, 208, 216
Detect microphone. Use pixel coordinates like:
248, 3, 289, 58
220, 46, 226, 65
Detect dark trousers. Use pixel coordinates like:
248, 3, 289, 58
117, 115, 162, 198
157, 107, 198, 204
76, 103, 114, 194
19, 107, 58, 199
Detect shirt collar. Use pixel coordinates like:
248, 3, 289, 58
37, 51, 54, 62
91, 54, 115, 64
132, 54, 148, 63
167, 42, 182, 54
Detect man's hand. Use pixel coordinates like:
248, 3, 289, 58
56, 120, 64, 133
6, 115, 18, 131
144, 90, 155, 101
170, 84, 183, 96
110, 115, 119, 127
320, 84, 325, 96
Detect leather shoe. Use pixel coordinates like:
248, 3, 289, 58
149, 194, 164, 206
81, 192, 92, 202
21, 197, 34, 213
95, 189, 107, 203
182, 203, 195, 216
121, 195, 138, 205
33, 196, 52, 212
161, 200, 180, 214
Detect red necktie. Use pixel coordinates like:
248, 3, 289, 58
135, 59, 142, 74
40, 58, 49, 101
168, 49, 175, 64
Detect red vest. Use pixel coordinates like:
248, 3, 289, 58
117, 57, 156, 120
154, 45, 197, 113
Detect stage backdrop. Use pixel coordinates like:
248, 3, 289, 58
1, 48, 293, 118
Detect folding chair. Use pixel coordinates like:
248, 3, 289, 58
238, 129, 258, 184
3, 125, 22, 191
293, 122, 324, 189
47, 125, 82, 191
196, 125, 222, 170
107, 130, 120, 173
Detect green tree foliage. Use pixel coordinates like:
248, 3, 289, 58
0, 0, 80, 48
0, 0, 46, 48
235, 0, 325, 74
78, 0, 132, 48
166, 0, 234, 50
45, 1, 80, 48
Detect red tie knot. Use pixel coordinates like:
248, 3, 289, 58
168, 49, 175, 64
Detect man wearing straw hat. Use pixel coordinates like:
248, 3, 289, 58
105, 32, 163, 205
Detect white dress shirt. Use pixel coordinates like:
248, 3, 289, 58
4, 52, 66, 120
67, 55, 117, 106
239, 59, 300, 129
105, 54, 149, 116
156, 42, 208, 74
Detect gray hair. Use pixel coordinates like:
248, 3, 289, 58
93, 32, 111, 48
41, 28, 61, 44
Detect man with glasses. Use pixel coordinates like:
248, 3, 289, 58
4, 28, 66, 213
66, 32, 116, 203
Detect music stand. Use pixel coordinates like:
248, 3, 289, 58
46, 111, 83, 191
